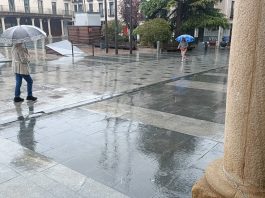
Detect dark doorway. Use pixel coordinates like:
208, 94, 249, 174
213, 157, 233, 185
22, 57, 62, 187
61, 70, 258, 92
20, 17, 31, 25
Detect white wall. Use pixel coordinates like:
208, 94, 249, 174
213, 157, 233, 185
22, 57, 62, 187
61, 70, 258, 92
215, 0, 234, 19
84, 0, 122, 21
204, 0, 234, 43
0, 0, 9, 7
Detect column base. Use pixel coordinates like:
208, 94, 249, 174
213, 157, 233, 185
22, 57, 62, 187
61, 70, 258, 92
192, 159, 265, 198
192, 176, 224, 198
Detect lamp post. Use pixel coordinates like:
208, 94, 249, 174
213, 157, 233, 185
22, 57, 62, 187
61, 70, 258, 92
114, 0, 118, 54
129, 0, 133, 54
104, 0, 109, 53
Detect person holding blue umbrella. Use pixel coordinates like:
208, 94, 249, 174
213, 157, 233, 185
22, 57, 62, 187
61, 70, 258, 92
176, 34, 194, 62
178, 38, 188, 62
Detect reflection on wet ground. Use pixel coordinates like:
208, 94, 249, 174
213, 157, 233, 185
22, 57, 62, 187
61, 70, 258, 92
0, 62, 228, 197
0, 49, 229, 126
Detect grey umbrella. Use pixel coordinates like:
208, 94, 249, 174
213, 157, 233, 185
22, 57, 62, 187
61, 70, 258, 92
0, 25, 47, 44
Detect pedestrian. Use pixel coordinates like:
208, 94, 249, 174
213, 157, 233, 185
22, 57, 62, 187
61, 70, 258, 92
12, 43, 37, 103
178, 38, 188, 62
204, 41, 208, 50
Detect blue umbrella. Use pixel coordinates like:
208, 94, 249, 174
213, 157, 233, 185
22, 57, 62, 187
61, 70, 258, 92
176, 34, 195, 43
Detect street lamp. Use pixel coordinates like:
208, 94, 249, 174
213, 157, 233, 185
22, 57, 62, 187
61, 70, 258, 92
104, 0, 109, 53
129, 0, 133, 54
114, 0, 118, 54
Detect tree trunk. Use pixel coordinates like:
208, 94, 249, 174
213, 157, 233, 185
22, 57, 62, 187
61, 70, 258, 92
175, 1, 183, 36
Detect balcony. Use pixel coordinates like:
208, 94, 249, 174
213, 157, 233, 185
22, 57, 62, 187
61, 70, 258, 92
72, 0, 83, 3
0, 5, 73, 18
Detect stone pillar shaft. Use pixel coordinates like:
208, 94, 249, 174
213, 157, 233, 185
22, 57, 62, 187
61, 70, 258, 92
61, 19, 64, 36
217, 26, 223, 47
192, 0, 265, 197
47, 19, 51, 37
223, 0, 265, 188
39, 19, 43, 30
16, 18, 20, 26
31, 18, 35, 26
1, 18, 5, 32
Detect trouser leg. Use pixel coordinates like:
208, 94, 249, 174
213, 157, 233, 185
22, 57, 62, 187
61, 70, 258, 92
22, 75, 33, 97
15, 73, 23, 97
181, 50, 185, 61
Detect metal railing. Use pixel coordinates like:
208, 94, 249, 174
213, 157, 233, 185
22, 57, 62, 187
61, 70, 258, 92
0, 5, 73, 17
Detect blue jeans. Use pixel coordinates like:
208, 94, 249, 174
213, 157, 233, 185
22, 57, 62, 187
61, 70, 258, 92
15, 73, 33, 97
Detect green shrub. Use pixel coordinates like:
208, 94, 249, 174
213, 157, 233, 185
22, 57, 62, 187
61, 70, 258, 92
133, 18, 172, 46
103, 20, 127, 42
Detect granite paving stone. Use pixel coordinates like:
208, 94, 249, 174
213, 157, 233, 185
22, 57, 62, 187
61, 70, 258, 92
0, 49, 230, 197
1, 49, 229, 124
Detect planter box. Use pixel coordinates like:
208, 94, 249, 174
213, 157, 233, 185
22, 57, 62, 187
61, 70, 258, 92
95, 41, 137, 50
161, 42, 195, 52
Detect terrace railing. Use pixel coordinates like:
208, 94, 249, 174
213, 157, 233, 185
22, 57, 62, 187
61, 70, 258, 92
0, 5, 73, 17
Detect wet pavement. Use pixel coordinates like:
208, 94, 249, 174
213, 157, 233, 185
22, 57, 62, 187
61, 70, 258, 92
0, 48, 229, 198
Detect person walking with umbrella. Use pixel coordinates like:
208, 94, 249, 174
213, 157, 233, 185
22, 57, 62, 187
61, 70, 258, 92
12, 43, 37, 102
176, 34, 194, 62
0, 25, 46, 102
178, 38, 188, 62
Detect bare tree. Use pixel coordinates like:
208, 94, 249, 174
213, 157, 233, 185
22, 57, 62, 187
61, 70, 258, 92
119, 0, 142, 29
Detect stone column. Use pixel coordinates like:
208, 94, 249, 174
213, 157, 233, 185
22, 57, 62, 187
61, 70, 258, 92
1, 18, 5, 32
39, 19, 43, 30
192, 0, 265, 197
194, 28, 199, 44
31, 18, 35, 26
217, 26, 223, 47
61, 19, 64, 36
16, 17, 20, 25
47, 19, 52, 37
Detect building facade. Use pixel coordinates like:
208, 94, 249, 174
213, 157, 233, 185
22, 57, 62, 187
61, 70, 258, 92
0, 0, 121, 36
203, 0, 235, 45
72, 0, 119, 22
0, 0, 73, 36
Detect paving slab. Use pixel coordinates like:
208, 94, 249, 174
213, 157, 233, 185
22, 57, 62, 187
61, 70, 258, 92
0, 49, 229, 125
0, 138, 129, 198
0, 48, 230, 198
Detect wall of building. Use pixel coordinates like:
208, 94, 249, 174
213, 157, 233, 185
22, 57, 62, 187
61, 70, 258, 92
203, 0, 235, 44
74, 0, 122, 21
0, 0, 72, 15
0, 0, 73, 36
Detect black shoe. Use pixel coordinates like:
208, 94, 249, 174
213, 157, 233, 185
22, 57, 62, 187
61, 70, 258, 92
14, 97, 24, 103
26, 96, 37, 101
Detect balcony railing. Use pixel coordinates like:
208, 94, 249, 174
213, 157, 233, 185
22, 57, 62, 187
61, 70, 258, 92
72, 0, 83, 3
0, 5, 73, 17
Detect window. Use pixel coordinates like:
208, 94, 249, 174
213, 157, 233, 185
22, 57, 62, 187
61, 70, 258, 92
8, 0, 15, 12
24, 0, 30, 13
78, 4, 83, 12
38, 0, 43, 14
99, 3, 104, 17
64, 3, 69, 15
109, 2, 114, 17
52, 2, 57, 15
88, 3, 93, 12
74, 4, 78, 12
